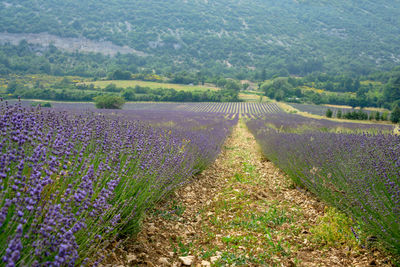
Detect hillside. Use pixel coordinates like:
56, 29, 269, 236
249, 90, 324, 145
1, 0, 400, 77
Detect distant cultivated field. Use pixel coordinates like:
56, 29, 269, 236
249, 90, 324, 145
175, 102, 281, 114
360, 80, 383, 86
238, 91, 269, 102
288, 103, 390, 117
324, 104, 388, 113
85, 80, 219, 92
17, 100, 281, 115
279, 102, 394, 126
0, 74, 84, 89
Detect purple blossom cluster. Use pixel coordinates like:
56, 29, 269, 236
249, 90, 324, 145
0, 102, 236, 266
247, 113, 400, 253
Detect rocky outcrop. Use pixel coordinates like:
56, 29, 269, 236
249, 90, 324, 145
0, 32, 147, 56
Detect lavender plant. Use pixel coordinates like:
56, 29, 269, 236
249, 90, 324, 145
247, 113, 400, 254
0, 102, 236, 266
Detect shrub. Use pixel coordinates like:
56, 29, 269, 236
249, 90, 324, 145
31, 101, 52, 108
94, 95, 125, 109
391, 106, 400, 123
336, 110, 342, 119
326, 108, 333, 118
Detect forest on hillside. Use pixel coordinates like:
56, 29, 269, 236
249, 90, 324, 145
1, 0, 400, 77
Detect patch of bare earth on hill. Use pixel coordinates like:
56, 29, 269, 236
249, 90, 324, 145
106, 121, 393, 266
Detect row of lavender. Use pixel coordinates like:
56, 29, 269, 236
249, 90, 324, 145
0, 102, 237, 266
247, 113, 400, 254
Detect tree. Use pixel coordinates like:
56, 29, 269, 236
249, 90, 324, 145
216, 78, 227, 88
353, 79, 361, 91
391, 106, 400, 123
261, 68, 266, 81
109, 70, 132, 80
94, 95, 125, 109
6, 81, 18, 94
382, 112, 389, 121
344, 77, 354, 91
348, 98, 358, 108
383, 75, 400, 106
104, 83, 121, 92
224, 80, 241, 91
294, 88, 303, 97
325, 81, 334, 91
122, 89, 135, 101
375, 112, 381, 121
326, 109, 333, 118
337, 110, 342, 119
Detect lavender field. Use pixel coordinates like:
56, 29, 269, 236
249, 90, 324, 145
249, 112, 395, 134
288, 103, 394, 121
2, 99, 399, 266
0, 101, 237, 266
288, 103, 376, 117
247, 113, 400, 254
8, 100, 281, 115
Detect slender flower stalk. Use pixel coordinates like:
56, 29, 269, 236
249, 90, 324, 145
0, 103, 237, 266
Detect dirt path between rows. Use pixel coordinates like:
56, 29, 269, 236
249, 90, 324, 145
108, 120, 391, 266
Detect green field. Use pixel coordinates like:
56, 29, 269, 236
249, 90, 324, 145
85, 80, 220, 92
239, 91, 269, 102
0, 74, 84, 90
